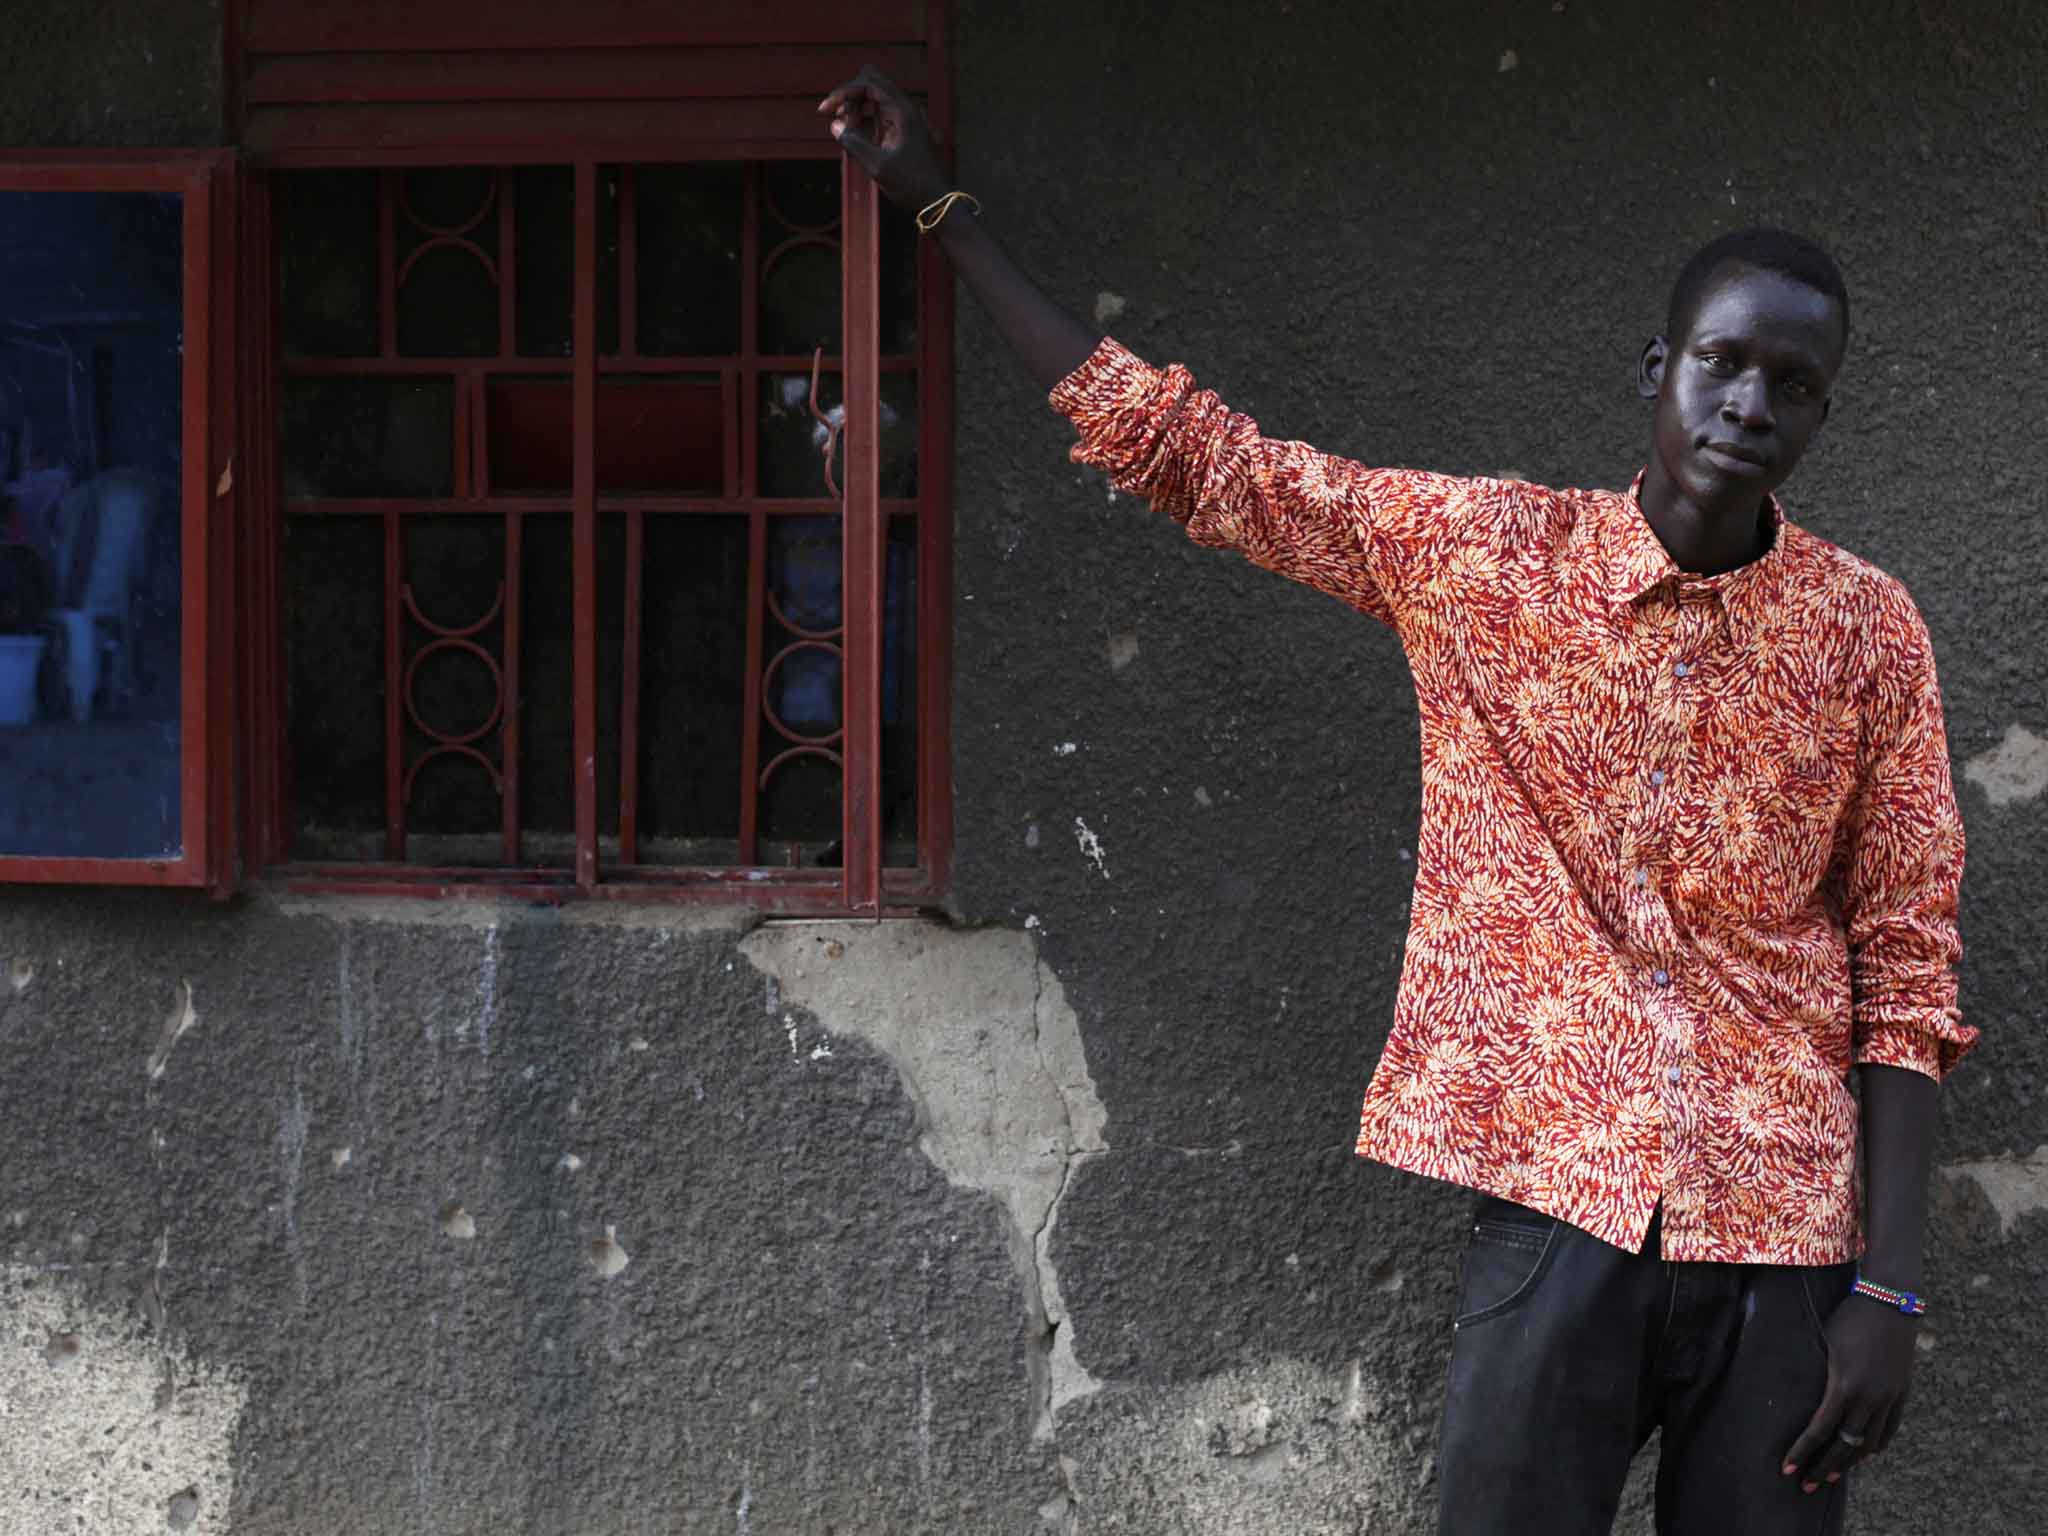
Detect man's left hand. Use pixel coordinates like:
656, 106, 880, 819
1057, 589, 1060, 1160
1782, 1294, 1919, 1492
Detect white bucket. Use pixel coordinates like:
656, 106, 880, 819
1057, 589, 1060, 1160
0, 634, 46, 725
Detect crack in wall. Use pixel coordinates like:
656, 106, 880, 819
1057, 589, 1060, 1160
739, 922, 1109, 1514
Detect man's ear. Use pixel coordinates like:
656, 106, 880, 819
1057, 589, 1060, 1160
1637, 335, 1668, 401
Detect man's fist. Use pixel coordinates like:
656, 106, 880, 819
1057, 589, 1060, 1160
818, 67, 949, 213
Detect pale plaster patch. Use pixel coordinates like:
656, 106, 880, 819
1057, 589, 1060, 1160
1057, 1357, 1422, 1534
1963, 723, 2048, 807
1946, 1144, 2048, 1235
0, 1266, 245, 1534
740, 922, 1108, 1441
1093, 291, 1127, 327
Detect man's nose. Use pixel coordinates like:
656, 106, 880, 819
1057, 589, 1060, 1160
1721, 372, 1773, 431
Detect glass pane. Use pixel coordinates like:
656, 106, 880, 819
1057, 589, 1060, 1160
282, 375, 454, 500
279, 170, 379, 358
489, 374, 724, 496
743, 515, 918, 868
396, 167, 500, 358
0, 190, 184, 860
882, 515, 919, 867
758, 161, 841, 356
634, 164, 742, 356
515, 514, 578, 861
403, 516, 510, 857
760, 515, 842, 859
514, 167, 574, 358
622, 515, 748, 863
286, 516, 384, 860
880, 197, 919, 356
512, 166, 619, 359
758, 371, 916, 500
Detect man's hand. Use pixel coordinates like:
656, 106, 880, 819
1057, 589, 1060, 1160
1781, 1294, 1917, 1493
818, 67, 949, 213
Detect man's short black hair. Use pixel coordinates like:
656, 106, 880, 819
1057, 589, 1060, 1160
1665, 226, 1849, 350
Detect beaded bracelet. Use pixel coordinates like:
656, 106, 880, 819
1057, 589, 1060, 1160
1853, 1275, 1928, 1316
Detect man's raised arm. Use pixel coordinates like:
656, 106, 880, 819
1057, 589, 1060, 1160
820, 67, 1099, 391
822, 69, 1474, 634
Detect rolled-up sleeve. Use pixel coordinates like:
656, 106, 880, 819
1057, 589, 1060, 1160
1047, 337, 1471, 629
1840, 597, 1973, 1081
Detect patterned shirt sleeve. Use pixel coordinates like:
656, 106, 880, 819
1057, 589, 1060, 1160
1837, 591, 1973, 1080
1047, 337, 1471, 628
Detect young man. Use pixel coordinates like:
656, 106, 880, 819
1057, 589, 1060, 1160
822, 68, 1971, 1536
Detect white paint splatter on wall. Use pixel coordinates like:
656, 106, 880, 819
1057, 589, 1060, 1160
1074, 818, 1111, 879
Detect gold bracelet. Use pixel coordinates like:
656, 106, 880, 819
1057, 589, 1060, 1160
916, 190, 981, 233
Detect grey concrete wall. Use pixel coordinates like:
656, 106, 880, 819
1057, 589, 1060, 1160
1, 2, 2044, 1533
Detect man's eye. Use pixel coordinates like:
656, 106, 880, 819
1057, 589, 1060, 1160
1784, 379, 1816, 399
1698, 353, 1733, 372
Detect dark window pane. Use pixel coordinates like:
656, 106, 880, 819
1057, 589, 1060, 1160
759, 239, 841, 357
759, 516, 842, 855
402, 516, 509, 853
759, 160, 841, 356
628, 515, 748, 861
634, 164, 743, 356
279, 171, 379, 358
882, 514, 918, 866
286, 517, 384, 859
0, 191, 184, 859
515, 167, 574, 358
516, 514, 577, 856
758, 372, 916, 500
880, 197, 918, 356
396, 167, 500, 358
758, 750, 839, 854
597, 166, 621, 357
761, 162, 839, 232
489, 375, 724, 496
282, 376, 454, 499
513, 167, 618, 358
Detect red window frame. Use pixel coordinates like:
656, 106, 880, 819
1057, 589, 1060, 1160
232, 4, 956, 914
0, 152, 237, 891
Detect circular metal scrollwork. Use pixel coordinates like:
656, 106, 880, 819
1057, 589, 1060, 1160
400, 583, 507, 806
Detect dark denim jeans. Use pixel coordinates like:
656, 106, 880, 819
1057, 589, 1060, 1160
1437, 1196, 1858, 1536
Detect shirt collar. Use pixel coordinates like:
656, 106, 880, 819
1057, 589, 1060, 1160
1603, 470, 1790, 630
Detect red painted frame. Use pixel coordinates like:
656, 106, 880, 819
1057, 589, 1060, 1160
0, 152, 236, 890
233, 1, 956, 912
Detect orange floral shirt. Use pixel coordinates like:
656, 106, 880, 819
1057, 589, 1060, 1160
1051, 338, 1971, 1264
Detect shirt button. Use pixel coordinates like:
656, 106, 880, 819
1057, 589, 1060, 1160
1674, 661, 1693, 678
1635, 868, 1650, 889
1666, 1064, 1683, 1084
1652, 969, 1672, 987
1650, 769, 1667, 787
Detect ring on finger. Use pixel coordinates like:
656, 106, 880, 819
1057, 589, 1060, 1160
1835, 1427, 1869, 1449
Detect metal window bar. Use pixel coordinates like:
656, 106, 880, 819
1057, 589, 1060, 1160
273, 153, 928, 903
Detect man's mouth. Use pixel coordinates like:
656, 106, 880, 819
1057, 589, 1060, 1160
1699, 440, 1768, 473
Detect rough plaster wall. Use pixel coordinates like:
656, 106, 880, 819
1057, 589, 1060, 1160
0, 0, 220, 146
949, 1, 2048, 1531
740, 922, 1107, 1447
0, 1263, 245, 1534
0, 894, 1068, 1533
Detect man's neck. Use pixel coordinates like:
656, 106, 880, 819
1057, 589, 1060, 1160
1638, 461, 1773, 577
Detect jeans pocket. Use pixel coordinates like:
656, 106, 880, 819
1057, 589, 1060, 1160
1797, 1259, 1859, 1352
1453, 1211, 1561, 1327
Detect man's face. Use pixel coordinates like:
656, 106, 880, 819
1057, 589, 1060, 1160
1641, 263, 1845, 511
